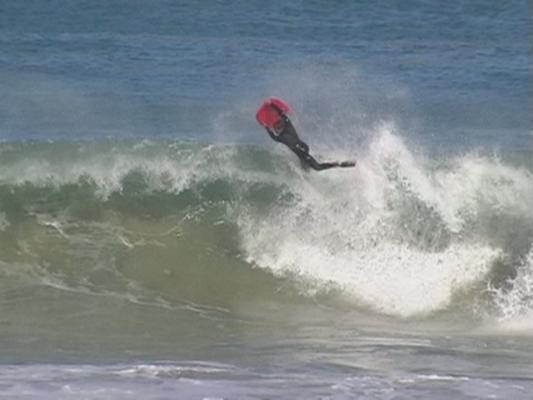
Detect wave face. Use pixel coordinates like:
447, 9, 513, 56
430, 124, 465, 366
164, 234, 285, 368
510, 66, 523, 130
0, 131, 532, 323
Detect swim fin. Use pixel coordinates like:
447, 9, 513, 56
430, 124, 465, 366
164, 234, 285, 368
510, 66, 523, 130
339, 161, 356, 168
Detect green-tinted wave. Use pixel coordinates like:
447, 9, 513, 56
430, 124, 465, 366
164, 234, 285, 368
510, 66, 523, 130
0, 136, 532, 327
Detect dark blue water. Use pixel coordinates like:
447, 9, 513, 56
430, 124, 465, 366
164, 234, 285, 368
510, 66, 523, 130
1, 1, 532, 399
1, 1, 530, 145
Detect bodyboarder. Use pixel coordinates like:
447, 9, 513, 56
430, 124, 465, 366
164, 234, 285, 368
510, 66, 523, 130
256, 98, 356, 171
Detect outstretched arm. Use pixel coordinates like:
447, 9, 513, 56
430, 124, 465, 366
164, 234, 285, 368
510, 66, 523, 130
266, 128, 281, 142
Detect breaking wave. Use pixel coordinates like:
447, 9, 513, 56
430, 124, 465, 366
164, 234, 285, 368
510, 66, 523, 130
0, 127, 531, 322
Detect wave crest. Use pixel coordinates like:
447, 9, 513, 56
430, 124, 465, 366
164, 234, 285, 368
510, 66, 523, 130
0, 132, 532, 320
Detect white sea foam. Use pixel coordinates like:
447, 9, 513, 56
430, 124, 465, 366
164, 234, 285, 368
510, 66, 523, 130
0, 142, 280, 201
248, 241, 497, 316
488, 248, 533, 330
0, 129, 531, 319
240, 126, 530, 317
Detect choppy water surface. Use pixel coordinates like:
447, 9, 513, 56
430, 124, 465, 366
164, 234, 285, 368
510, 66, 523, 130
0, 0, 531, 399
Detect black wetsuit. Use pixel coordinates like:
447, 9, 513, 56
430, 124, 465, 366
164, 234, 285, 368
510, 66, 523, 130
266, 114, 343, 171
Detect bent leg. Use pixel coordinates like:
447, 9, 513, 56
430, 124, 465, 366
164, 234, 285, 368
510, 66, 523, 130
289, 140, 354, 171
300, 152, 339, 171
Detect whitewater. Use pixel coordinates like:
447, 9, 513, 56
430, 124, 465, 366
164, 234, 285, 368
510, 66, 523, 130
1, 0, 531, 398
1, 124, 532, 319
1, 127, 532, 398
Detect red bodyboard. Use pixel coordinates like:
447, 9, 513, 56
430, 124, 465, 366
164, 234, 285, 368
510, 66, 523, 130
255, 97, 292, 129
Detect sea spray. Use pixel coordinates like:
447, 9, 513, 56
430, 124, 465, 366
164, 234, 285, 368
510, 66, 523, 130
240, 126, 507, 316
0, 133, 531, 321
487, 248, 533, 329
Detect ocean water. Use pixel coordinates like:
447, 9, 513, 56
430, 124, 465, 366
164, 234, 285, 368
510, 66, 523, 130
0, 1, 532, 399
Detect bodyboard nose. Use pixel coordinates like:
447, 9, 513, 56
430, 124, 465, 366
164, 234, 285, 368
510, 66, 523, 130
256, 97, 292, 129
